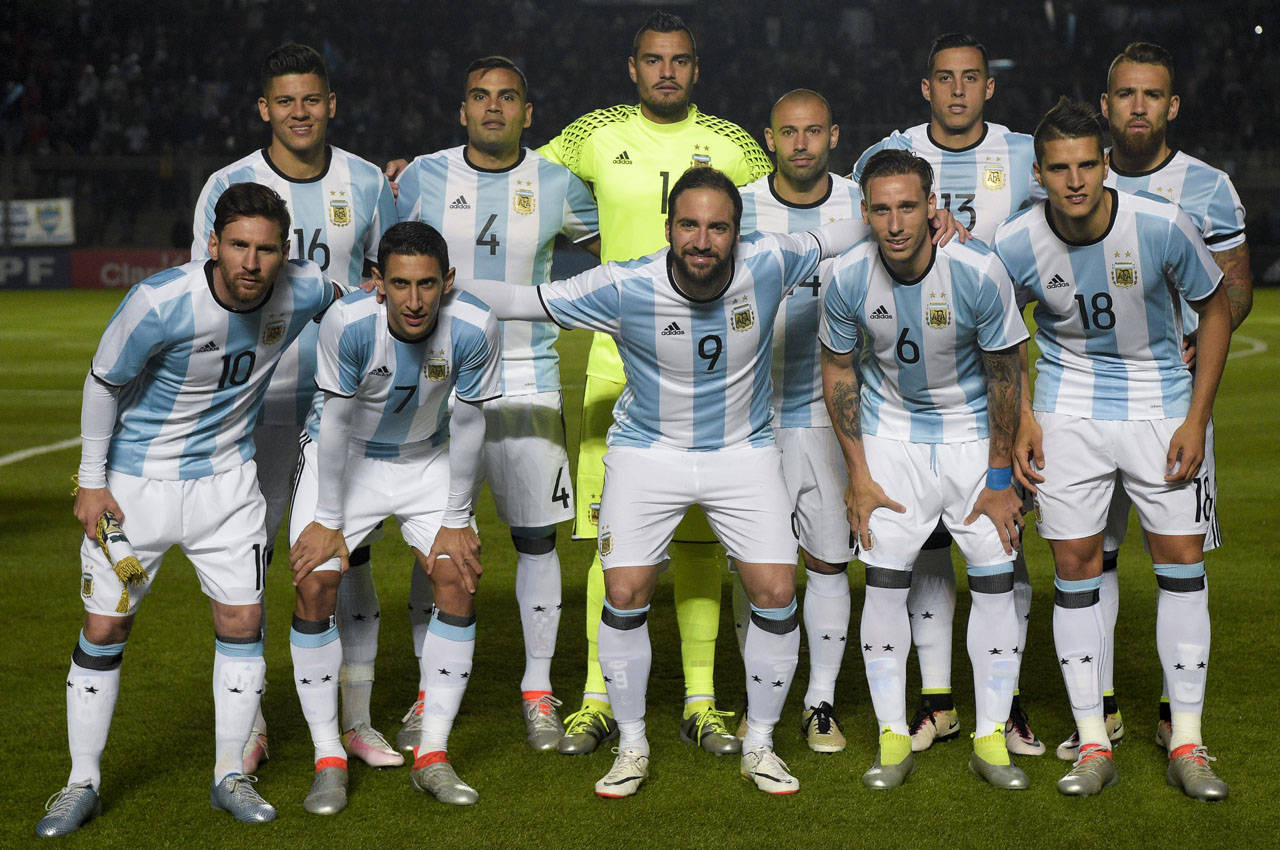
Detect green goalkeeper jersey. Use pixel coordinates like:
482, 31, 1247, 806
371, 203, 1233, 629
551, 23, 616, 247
540, 104, 772, 379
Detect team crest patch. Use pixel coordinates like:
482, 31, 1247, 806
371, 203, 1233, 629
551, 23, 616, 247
261, 318, 286, 346
926, 290, 952, 329
81, 573, 93, 598
328, 190, 351, 227
425, 356, 449, 382
691, 144, 711, 168
514, 180, 535, 215
982, 165, 1005, 191
730, 296, 755, 332
1112, 253, 1137, 288
598, 532, 613, 556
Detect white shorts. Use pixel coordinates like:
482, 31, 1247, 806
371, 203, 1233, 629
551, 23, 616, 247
1034, 413, 1217, 542
596, 445, 796, 568
290, 437, 449, 572
1101, 421, 1220, 553
80, 464, 268, 614
478, 390, 573, 529
860, 435, 1012, 570
252, 420, 303, 553
777, 427, 856, 564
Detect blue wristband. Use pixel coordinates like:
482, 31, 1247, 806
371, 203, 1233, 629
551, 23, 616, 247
986, 466, 1013, 490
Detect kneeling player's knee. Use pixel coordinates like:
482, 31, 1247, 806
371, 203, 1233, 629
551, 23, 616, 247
510, 527, 557, 555
210, 601, 263, 640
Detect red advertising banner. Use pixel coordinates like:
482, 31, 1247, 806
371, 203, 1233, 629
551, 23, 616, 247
71, 248, 192, 289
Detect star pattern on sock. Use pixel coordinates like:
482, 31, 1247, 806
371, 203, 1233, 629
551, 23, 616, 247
988, 648, 1003, 655
300, 677, 312, 685
863, 643, 872, 651
353, 613, 367, 621
229, 686, 243, 693
438, 668, 451, 676
1197, 661, 1207, 669
85, 685, 98, 694
1080, 656, 1092, 664
322, 674, 333, 682
461, 672, 470, 679
771, 680, 784, 688
882, 643, 894, 652
1060, 657, 1070, 666
751, 675, 762, 683
1174, 663, 1185, 670
821, 634, 831, 641
66, 680, 73, 688
921, 611, 934, 619
603, 675, 613, 684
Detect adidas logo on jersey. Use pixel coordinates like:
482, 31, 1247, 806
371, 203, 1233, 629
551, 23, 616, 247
613, 151, 632, 165
869, 305, 892, 319
660, 322, 685, 336
196, 340, 219, 352
369, 365, 392, 377
1046, 273, 1069, 289
449, 195, 471, 210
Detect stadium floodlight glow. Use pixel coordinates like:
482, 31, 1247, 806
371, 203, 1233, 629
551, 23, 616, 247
1256, 25, 1263, 35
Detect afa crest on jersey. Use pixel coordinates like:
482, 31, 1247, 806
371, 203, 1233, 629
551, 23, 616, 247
926, 290, 952, 329
514, 180, 535, 215
425, 354, 450, 382
730, 295, 755, 332
1112, 253, 1137, 289
691, 144, 711, 168
328, 191, 351, 227
261, 318, 286, 346
982, 164, 1006, 191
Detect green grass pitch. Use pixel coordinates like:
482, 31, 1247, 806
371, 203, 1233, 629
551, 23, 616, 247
2, 288, 1278, 847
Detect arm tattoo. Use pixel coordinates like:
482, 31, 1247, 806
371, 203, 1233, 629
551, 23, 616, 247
982, 346, 1021, 461
822, 348, 862, 440
1214, 243, 1253, 330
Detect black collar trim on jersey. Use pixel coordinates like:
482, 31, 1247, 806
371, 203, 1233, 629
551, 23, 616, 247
767, 173, 833, 209
667, 251, 736, 303
463, 147, 528, 174
1107, 148, 1178, 178
204, 259, 274, 313
261, 145, 332, 183
879, 244, 936, 286
1044, 187, 1120, 247
926, 123, 989, 153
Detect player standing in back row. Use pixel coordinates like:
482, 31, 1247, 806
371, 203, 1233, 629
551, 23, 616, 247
852, 32, 1044, 757
537, 11, 773, 756
393, 55, 600, 752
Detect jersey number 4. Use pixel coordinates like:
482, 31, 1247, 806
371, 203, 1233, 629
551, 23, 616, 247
477, 214, 501, 256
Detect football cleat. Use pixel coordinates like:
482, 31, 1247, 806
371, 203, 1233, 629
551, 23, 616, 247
594, 748, 649, 798
740, 747, 799, 795
396, 698, 424, 754
680, 706, 741, 755
1056, 712, 1125, 761
909, 697, 960, 752
863, 729, 915, 790
1155, 718, 1172, 752
1167, 744, 1228, 801
522, 693, 565, 751
343, 723, 404, 768
411, 757, 478, 806
210, 774, 276, 822
1004, 701, 1046, 756
970, 731, 1030, 790
303, 765, 348, 815
1056, 744, 1117, 797
35, 781, 100, 837
558, 703, 618, 755
242, 729, 269, 774
800, 702, 846, 753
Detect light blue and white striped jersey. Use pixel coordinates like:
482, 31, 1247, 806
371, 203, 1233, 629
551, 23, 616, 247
993, 190, 1222, 420
740, 173, 866, 429
192, 146, 398, 427
539, 230, 824, 451
396, 146, 599, 396
308, 288, 501, 460
91, 258, 335, 480
819, 238, 1028, 443
1106, 150, 1246, 252
853, 123, 1041, 243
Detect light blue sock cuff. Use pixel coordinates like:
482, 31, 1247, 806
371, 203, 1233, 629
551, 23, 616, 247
966, 562, 1014, 577
215, 638, 264, 658
78, 630, 127, 656
1053, 575, 1102, 593
603, 600, 651, 617
1153, 561, 1206, 579
289, 625, 339, 649
427, 610, 477, 642
749, 599, 798, 620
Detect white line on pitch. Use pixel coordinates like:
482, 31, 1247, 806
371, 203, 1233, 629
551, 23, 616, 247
0, 437, 80, 467
1228, 334, 1267, 360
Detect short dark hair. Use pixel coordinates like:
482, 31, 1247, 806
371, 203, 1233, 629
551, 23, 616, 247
465, 55, 528, 101
213, 182, 290, 241
859, 149, 934, 198
926, 32, 989, 77
1033, 96, 1105, 162
632, 10, 697, 58
377, 221, 451, 277
1107, 41, 1176, 92
666, 167, 742, 232
261, 43, 329, 95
